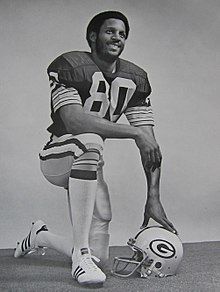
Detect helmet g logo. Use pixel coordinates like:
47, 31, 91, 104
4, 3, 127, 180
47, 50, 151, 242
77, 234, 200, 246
149, 239, 176, 259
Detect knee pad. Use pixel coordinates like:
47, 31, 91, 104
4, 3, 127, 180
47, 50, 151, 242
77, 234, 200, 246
74, 133, 104, 153
70, 134, 104, 180
71, 149, 100, 180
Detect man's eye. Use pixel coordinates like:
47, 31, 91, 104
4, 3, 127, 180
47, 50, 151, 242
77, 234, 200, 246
120, 33, 126, 39
106, 30, 113, 34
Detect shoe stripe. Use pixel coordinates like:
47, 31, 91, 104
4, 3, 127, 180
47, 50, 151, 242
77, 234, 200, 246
25, 233, 30, 249
24, 237, 28, 250
21, 237, 27, 252
21, 232, 31, 252
74, 266, 85, 278
75, 269, 84, 278
73, 266, 80, 276
27, 232, 31, 248
74, 266, 82, 276
76, 270, 86, 279
21, 239, 25, 252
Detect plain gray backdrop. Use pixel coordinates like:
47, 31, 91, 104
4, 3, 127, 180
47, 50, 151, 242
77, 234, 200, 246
0, 0, 219, 248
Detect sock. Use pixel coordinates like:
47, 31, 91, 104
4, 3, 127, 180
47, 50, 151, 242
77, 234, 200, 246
69, 178, 97, 259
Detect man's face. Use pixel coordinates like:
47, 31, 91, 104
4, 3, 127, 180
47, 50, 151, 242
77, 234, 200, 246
95, 18, 126, 63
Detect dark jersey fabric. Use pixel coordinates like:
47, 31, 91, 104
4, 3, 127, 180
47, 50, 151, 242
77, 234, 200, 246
47, 51, 151, 136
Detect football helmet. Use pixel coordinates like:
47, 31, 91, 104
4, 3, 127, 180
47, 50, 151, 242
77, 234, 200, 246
112, 226, 183, 278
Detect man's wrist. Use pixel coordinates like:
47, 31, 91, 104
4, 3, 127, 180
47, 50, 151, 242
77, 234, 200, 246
147, 187, 160, 199
132, 127, 142, 141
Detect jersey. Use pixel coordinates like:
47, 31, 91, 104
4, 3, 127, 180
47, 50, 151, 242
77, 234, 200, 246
47, 51, 154, 137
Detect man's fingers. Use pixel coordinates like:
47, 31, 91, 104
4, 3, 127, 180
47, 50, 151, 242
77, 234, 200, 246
164, 217, 174, 228
140, 215, 150, 229
141, 212, 178, 234
164, 218, 178, 234
151, 216, 176, 234
159, 219, 175, 233
161, 219, 178, 234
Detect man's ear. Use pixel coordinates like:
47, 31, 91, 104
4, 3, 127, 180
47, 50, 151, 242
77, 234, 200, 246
89, 31, 97, 44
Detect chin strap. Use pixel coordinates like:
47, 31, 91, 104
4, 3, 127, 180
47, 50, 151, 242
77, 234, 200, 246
140, 260, 165, 278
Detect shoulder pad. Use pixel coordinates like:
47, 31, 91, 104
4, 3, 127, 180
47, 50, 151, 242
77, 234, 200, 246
120, 58, 147, 79
62, 51, 93, 68
47, 51, 93, 73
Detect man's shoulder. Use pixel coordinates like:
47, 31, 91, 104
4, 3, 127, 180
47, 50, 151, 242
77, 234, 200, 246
47, 51, 93, 72
119, 58, 148, 79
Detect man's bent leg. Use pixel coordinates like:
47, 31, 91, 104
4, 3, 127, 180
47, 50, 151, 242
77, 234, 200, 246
38, 134, 108, 283
35, 163, 111, 263
36, 165, 112, 263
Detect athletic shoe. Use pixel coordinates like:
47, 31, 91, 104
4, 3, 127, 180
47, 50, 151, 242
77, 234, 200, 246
72, 248, 106, 286
14, 220, 48, 258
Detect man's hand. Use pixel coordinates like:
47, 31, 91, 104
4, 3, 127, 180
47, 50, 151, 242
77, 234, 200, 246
135, 127, 162, 172
140, 192, 177, 234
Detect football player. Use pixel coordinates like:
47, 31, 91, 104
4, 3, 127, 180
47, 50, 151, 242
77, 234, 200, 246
14, 11, 176, 286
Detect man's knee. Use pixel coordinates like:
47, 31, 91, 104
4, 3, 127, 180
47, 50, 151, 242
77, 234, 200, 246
39, 133, 104, 185
75, 133, 104, 153
70, 133, 104, 180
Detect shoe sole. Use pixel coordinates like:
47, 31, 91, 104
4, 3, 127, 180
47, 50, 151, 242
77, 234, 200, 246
72, 274, 105, 287
79, 281, 104, 288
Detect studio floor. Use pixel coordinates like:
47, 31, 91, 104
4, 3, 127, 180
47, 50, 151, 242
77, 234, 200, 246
0, 241, 219, 291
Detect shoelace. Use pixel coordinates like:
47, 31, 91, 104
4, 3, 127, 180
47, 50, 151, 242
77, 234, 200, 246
80, 255, 100, 272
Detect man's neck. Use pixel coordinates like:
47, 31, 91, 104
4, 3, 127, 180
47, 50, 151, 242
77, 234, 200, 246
91, 51, 117, 73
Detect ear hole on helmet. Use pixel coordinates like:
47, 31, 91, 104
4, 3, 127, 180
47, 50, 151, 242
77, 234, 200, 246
134, 250, 143, 261
155, 262, 162, 269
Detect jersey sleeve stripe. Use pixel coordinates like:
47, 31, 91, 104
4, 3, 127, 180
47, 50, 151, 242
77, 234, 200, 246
50, 84, 82, 112
54, 99, 81, 112
129, 120, 154, 127
53, 92, 81, 105
52, 87, 79, 101
126, 115, 154, 121
125, 105, 154, 126
125, 110, 153, 116
52, 92, 80, 105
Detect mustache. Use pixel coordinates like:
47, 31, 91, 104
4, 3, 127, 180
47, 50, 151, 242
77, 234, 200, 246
107, 41, 122, 47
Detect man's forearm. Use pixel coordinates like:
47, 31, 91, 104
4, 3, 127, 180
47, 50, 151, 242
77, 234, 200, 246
59, 105, 140, 140
59, 105, 161, 170
144, 166, 161, 198
139, 125, 161, 198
